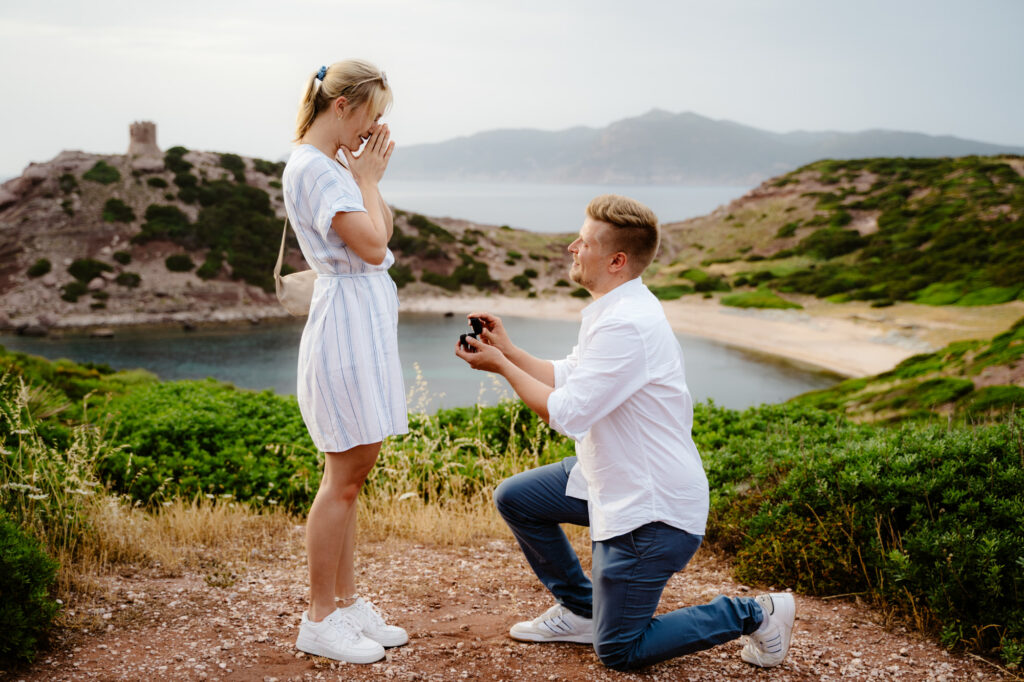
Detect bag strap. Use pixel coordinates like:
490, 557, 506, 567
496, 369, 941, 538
273, 216, 289, 282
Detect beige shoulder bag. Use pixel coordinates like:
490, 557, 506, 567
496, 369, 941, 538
274, 217, 317, 316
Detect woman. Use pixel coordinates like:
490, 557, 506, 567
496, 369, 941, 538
282, 59, 408, 664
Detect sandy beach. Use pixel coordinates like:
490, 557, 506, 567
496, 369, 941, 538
401, 292, 1024, 378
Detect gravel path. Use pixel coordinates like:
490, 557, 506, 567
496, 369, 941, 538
9, 535, 1014, 682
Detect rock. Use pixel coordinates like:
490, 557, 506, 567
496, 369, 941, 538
90, 328, 115, 338
88, 277, 107, 291
41, 273, 58, 287
17, 323, 49, 337
130, 156, 165, 174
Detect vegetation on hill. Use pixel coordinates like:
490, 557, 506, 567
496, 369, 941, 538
795, 316, 1024, 422
661, 156, 1024, 309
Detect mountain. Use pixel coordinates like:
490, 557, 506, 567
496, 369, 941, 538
387, 110, 1024, 185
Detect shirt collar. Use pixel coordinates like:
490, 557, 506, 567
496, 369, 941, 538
581, 277, 645, 320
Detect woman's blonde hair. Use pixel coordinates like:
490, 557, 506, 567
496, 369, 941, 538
294, 59, 392, 142
586, 194, 660, 274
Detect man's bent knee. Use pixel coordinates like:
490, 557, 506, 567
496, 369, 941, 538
594, 640, 640, 672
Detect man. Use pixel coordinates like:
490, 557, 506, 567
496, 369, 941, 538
454, 194, 795, 671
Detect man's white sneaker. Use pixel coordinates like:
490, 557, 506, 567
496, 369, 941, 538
509, 603, 593, 644
741, 593, 795, 668
342, 596, 409, 647
295, 608, 385, 664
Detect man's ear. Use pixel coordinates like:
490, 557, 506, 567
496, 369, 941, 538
608, 251, 629, 274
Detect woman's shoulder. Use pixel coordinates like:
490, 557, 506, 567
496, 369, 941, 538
285, 145, 335, 179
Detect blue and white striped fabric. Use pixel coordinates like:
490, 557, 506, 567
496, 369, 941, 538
282, 145, 408, 452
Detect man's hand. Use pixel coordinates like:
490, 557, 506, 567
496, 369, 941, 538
467, 312, 514, 356
455, 334, 509, 374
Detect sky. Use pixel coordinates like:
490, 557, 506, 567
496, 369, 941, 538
1, 0, 1023, 178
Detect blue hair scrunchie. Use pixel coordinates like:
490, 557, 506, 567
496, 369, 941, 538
316, 65, 327, 82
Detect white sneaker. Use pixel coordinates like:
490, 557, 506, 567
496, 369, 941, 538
509, 603, 593, 644
343, 596, 409, 647
295, 608, 385, 664
741, 593, 795, 667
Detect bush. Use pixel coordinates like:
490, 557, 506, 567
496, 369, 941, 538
82, 160, 120, 184
60, 281, 87, 302
58, 173, 78, 194
113, 251, 132, 265
102, 198, 135, 223
388, 263, 415, 288
0, 513, 59, 664
219, 153, 246, 182
67, 258, 113, 283
408, 214, 455, 243
133, 204, 192, 244
115, 272, 141, 288
253, 159, 285, 176
196, 251, 223, 280
146, 176, 168, 189
511, 274, 532, 290
721, 290, 802, 309
554, 279, 571, 287
164, 146, 192, 174
27, 259, 51, 278
570, 287, 590, 298
165, 253, 195, 272
649, 284, 694, 300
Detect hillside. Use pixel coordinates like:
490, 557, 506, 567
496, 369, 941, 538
0, 142, 574, 333
651, 155, 1024, 308
387, 109, 1024, 185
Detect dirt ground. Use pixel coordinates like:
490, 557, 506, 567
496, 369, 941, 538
5, 532, 1016, 682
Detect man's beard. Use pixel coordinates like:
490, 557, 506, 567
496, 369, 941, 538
569, 263, 593, 290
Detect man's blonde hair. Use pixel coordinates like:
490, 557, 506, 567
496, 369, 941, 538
586, 194, 660, 275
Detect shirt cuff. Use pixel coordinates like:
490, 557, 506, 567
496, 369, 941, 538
551, 358, 570, 388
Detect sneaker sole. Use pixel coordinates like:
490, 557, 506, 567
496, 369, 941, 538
509, 627, 593, 644
367, 631, 409, 648
295, 636, 385, 664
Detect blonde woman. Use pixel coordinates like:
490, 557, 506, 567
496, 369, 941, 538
282, 59, 408, 664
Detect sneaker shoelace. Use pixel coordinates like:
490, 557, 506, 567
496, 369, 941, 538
327, 612, 364, 644
355, 598, 388, 628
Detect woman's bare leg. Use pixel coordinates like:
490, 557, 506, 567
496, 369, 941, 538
306, 441, 381, 622
334, 493, 359, 604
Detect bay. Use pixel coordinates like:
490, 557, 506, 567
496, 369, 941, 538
0, 313, 837, 414
379, 180, 750, 233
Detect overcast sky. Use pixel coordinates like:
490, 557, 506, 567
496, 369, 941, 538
1, 0, 1022, 178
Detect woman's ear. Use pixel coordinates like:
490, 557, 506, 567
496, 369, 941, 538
332, 96, 350, 119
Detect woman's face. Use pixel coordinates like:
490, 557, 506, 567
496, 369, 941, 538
338, 101, 383, 152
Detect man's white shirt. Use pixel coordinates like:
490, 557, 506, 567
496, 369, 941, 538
547, 277, 710, 541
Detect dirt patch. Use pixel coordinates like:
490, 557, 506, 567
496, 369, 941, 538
8, 535, 1013, 681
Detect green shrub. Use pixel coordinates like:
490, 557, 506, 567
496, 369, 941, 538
219, 153, 246, 182
649, 284, 694, 300
102, 198, 135, 223
67, 258, 113, 283
570, 287, 590, 298
408, 214, 455, 243
253, 159, 285, 176
60, 281, 87, 302
511, 274, 531, 290
115, 272, 141, 288
133, 204, 192, 244
82, 160, 120, 184
146, 176, 169, 189
0, 513, 59, 664
554, 279, 571, 287
113, 251, 132, 265
775, 221, 800, 238
58, 173, 78, 194
388, 263, 415, 288
694, 276, 731, 293
164, 146, 192, 174
27, 259, 51, 278
798, 227, 867, 259
165, 253, 195, 272
721, 290, 802, 309
196, 251, 223, 280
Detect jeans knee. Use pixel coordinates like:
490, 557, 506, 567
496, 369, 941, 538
594, 640, 637, 671
493, 477, 515, 518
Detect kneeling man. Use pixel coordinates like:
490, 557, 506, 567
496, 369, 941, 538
455, 194, 795, 671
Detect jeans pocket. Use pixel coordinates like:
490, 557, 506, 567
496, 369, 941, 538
627, 523, 661, 558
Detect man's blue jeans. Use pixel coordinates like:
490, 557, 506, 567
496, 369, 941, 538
494, 456, 765, 671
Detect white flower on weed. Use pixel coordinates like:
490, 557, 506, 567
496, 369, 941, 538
3, 482, 34, 491
162, 501, 172, 507
398, 492, 418, 501
205, 494, 215, 500
27, 493, 50, 500
66, 488, 95, 496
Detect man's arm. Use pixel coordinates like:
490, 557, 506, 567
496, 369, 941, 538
455, 336, 553, 422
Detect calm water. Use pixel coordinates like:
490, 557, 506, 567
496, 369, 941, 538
0, 314, 837, 413
379, 181, 749, 233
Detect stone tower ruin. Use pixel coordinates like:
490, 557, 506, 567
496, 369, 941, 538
127, 121, 160, 157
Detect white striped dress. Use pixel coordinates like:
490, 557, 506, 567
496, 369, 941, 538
282, 145, 408, 452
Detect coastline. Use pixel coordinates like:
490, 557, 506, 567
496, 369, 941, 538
5, 293, 1020, 381
400, 293, 1024, 378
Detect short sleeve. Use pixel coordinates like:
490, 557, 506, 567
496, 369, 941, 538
309, 159, 366, 240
